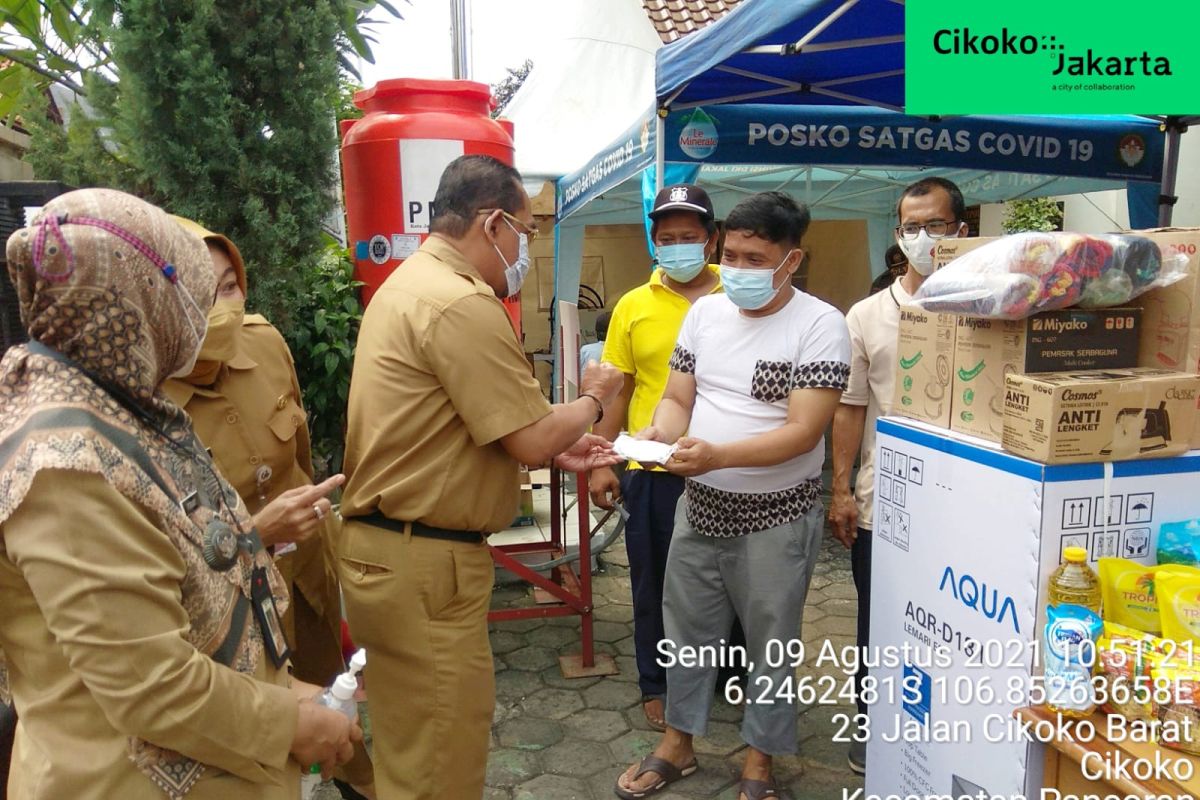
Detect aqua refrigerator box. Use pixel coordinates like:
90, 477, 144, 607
866, 417, 1200, 797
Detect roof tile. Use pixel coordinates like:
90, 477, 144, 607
641, 0, 741, 44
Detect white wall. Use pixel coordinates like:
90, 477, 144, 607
977, 123, 1200, 234
1170, 125, 1200, 227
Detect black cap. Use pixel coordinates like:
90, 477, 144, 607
648, 184, 714, 221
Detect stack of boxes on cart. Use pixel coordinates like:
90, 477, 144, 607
895, 228, 1200, 462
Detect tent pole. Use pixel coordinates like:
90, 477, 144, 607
655, 110, 666, 192
450, 0, 471, 79
792, 0, 860, 51
1158, 118, 1183, 227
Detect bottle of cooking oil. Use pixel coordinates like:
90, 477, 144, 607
1044, 547, 1102, 719
1047, 546, 1100, 614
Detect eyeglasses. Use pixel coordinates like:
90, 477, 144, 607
895, 220, 961, 241
479, 209, 539, 243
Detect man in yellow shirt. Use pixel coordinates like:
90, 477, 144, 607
589, 184, 728, 731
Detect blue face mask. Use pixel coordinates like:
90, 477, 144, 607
656, 243, 708, 283
720, 250, 795, 310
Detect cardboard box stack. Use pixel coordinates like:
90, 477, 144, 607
893, 305, 1143, 442
951, 307, 1141, 442
1129, 228, 1200, 448
892, 229, 1200, 463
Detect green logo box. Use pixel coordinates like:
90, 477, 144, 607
906, 0, 1200, 114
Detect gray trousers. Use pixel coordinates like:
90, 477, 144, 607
662, 499, 823, 755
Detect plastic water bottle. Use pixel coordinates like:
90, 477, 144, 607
1047, 546, 1101, 614
300, 649, 367, 799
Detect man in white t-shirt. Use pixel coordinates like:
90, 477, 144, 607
614, 191, 850, 800
829, 177, 967, 775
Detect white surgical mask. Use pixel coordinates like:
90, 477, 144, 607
899, 230, 937, 276
493, 219, 531, 298
656, 243, 708, 283
719, 250, 794, 311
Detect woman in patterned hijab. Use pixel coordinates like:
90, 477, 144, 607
0, 188, 360, 800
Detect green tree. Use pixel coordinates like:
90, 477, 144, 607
0, 0, 116, 121
282, 240, 362, 474
334, 75, 364, 125
1, 0, 402, 120
105, 0, 344, 325
1002, 197, 1064, 234
491, 58, 532, 117
5, 0, 402, 467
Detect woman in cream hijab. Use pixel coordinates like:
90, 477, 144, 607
0, 189, 359, 800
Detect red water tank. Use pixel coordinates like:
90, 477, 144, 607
340, 78, 521, 330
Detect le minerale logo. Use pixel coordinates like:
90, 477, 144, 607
933, 28, 1172, 79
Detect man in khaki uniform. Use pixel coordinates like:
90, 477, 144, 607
339, 155, 623, 800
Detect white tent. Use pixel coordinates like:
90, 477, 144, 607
502, 0, 662, 189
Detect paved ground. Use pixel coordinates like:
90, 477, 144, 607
481, 505, 865, 800
317, 493, 865, 800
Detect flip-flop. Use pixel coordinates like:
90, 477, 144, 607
737, 777, 781, 800
613, 754, 698, 799
641, 697, 666, 731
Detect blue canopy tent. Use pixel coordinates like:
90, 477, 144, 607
650, 0, 1182, 224
656, 0, 904, 113
546, 0, 1173, 397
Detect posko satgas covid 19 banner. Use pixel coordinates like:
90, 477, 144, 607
663, 105, 1163, 184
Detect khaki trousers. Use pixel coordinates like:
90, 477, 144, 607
338, 519, 495, 800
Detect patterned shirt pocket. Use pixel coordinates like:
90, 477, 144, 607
751, 359, 794, 403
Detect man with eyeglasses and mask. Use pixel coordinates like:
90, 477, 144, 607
338, 155, 624, 800
829, 176, 967, 776
614, 191, 849, 800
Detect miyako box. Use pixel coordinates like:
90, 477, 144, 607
893, 305, 957, 428
887, 235, 992, 432
1129, 227, 1200, 448
1002, 368, 1200, 464
951, 307, 1142, 444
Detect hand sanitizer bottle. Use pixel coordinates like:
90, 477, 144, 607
317, 648, 366, 721
301, 649, 366, 798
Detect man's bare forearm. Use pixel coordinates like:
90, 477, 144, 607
832, 403, 867, 495
652, 398, 691, 442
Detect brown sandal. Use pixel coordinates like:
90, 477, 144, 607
613, 755, 698, 799
737, 776, 781, 800
641, 697, 666, 731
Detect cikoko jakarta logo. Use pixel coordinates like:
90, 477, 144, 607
907, 3, 1195, 113
931, 28, 1172, 79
